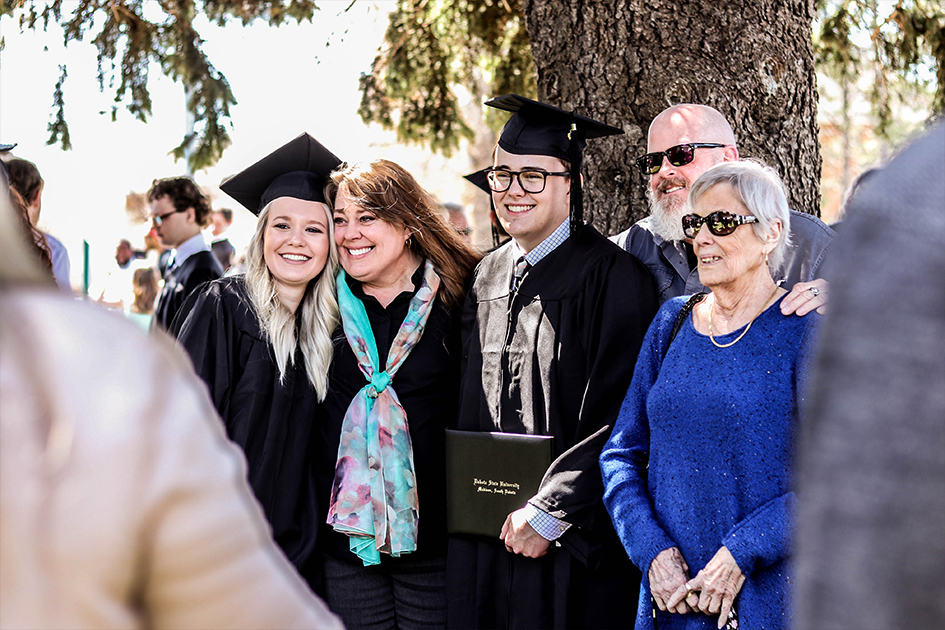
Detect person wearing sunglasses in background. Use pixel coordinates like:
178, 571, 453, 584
601, 160, 820, 630
612, 104, 833, 315
148, 176, 224, 332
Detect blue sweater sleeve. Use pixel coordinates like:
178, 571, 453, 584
725, 313, 820, 574
724, 492, 798, 574
601, 300, 683, 574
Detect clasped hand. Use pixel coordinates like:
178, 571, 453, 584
652, 546, 745, 629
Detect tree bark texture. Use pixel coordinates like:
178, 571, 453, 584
522, 0, 822, 235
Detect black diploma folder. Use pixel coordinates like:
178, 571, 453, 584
445, 429, 554, 537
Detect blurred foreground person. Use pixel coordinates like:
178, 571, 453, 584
793, 124, 945, 629
171, 134, 341, 574
601, 161, 819, 630
0, 174, 342, 630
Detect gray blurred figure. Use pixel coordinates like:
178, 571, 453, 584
794, 123, 945, 630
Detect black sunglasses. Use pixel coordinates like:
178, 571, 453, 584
636, 143, 727, 176
681, 211, 758, 238
151, 208, 186, 226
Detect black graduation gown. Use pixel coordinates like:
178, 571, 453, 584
170, 275, 320, 570
447, 226, 659, 629
153, 250, 223, 331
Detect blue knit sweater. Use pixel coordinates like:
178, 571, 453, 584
601, 295, 819, 630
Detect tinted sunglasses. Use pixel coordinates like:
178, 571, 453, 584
636, 143, 726, 175
681, 211, 758, 239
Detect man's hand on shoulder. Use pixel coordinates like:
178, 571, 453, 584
781, 278, 828, 316
500, 508, 552, 558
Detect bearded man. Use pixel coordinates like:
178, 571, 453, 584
612, 104, 833, 314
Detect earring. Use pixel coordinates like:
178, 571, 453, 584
764, 251, 770, 267
406, 235, 413, 248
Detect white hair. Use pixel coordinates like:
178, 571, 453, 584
689, 160, 792, 275
243, 201, 339, 401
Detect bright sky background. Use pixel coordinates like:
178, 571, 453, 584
1, 1, 478, 291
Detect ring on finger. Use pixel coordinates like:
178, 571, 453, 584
808, 286, 821, 297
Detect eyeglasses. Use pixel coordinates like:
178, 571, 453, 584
636, 143, 727, 176
681, 211, 758, 238
151, 208, 185, 226
486, 168, 570, 194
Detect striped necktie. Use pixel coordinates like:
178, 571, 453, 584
511, 256, 530, 292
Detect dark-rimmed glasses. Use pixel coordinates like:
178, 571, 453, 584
681, 211, 758, 239
636, 143, 727, 176
151, 208, 186, 226
486, 168, 570, 194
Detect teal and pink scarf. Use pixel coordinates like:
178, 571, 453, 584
327, 259, 440, 566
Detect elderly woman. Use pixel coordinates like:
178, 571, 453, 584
600, 160, 819, 630
171, 134, 340, 574
313, 160, 480, 629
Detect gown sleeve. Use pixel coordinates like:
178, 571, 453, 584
169, 281, 236, 423
600, 301, 683, 574
530, 251, 659, 531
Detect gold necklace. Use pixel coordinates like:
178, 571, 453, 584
709, 285, 780, 348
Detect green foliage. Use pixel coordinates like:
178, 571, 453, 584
46, 64, 71, 150
815, 0, 944, 136
8, 0, 321, 172
358, 0, 536, 156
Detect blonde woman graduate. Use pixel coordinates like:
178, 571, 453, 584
170, 134, 341, 573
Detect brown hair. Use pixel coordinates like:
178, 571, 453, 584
131, 267, 159, 314
9, 185, 54, 278
147, 177, 213, 227
325, 160, 481, 311
6, 158, 44, 206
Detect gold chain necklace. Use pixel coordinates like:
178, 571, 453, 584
708, 285, 780, 348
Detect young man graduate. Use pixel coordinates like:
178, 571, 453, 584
447, 95, 659, 629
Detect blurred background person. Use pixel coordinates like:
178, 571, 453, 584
125, 266, 160, 332
7, 178, 54, 283
6, 156, 72, 292
211, 207, 238, 271
170, 134, 341, 576
601, 161, 819, 630
316, 159, 480, 629
0, 167, 343, 630
148, 176, 223, 331
91, 238, 141, 311
442, 201, 473, 243
793, 124, 945, 630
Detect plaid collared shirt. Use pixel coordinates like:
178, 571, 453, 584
513, 218, 572, 267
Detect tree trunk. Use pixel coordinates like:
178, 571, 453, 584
522, 0, 822, 235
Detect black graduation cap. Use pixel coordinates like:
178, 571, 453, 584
463, 168, 491, 195
486, 94, 623, 233
219, 133, 342, 215
464, 168, 510, 249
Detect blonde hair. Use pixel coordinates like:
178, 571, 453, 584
243, 202, 339, 400
325, 160, 481, 311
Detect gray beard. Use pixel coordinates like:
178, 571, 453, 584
646, 188, 689, 243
